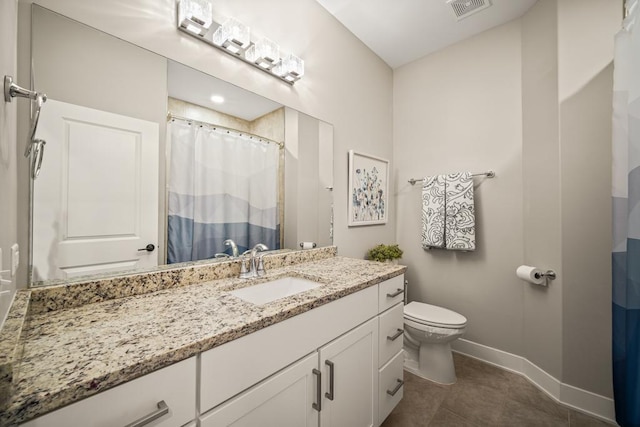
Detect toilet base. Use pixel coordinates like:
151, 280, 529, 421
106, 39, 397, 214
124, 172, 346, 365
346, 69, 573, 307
403, 342, 457, 385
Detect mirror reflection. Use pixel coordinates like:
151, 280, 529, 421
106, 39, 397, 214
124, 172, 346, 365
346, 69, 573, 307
25, 6, 333, 286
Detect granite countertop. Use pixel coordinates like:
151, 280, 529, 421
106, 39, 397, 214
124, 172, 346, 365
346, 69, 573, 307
0, 255, 405, 426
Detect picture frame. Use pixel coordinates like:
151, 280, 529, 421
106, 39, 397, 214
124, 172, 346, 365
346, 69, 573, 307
348, 150, 389, 226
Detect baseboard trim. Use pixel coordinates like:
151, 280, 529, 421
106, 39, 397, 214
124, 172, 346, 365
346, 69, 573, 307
451, 339, 616, 424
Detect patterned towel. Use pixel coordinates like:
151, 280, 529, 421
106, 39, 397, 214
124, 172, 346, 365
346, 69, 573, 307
444, 172, 475, 251
421, 172, 476, 251
422, 175, 446, 249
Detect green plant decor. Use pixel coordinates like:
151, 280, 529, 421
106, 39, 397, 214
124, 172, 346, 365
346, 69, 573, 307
366, 244, 403, 262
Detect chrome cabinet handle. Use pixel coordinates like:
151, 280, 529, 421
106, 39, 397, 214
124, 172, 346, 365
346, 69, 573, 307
138, 244, 155, 252
312, 369, 322, 411
386, 288, 404, 298
387, 328, 404, 341
124, 400, 169, 427
386, 379, 404, 397
325, 360, 335, 401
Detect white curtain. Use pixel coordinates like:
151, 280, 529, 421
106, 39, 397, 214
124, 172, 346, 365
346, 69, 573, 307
167, 120, 280, 263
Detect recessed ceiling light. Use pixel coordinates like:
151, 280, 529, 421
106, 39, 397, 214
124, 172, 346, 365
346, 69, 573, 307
210, 95, 225, 104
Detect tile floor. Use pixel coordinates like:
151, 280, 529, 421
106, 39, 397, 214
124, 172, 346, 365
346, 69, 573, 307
381, 353, 615, 427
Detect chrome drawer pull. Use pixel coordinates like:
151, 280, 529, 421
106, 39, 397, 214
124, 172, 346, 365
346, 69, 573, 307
312, 369, 322, 412
124, 400, 169, 427
386, 379, 404, 397
325, 360, 335, 400
387, 328, 404, 341
386, 288, 403, 298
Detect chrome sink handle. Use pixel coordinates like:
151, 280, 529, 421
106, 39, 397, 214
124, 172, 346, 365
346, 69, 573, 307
256, 254, 266, 277
239, 244, 268, 279
251, 244, 268, 275
213, 253, 231, 259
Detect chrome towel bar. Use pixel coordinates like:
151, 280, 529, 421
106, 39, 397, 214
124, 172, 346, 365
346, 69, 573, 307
408, 170, 495, 185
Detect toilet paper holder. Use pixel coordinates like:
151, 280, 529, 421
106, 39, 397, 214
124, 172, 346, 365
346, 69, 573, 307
535, 270, 557, 280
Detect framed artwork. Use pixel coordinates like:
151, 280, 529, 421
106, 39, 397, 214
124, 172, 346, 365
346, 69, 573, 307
348, 150, 389, 226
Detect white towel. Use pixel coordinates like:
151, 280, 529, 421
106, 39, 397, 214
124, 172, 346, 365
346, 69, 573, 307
421, 175, 446, 249
444, 172, 476, 251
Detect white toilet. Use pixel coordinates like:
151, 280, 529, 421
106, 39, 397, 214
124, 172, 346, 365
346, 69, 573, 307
403, 301, 467, 384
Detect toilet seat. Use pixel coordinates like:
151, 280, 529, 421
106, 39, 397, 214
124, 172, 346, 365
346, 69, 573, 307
404, 301, 467, 328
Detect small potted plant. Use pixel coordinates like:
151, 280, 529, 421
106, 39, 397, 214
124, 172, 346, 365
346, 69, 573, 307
366, 244, 403, 264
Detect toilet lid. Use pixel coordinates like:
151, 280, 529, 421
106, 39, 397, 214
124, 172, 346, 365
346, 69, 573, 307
404, 302, 467, 328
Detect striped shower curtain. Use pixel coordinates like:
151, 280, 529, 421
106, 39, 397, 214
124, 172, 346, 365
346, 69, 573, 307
612, 1, 640, 425
167, 120, 280, 263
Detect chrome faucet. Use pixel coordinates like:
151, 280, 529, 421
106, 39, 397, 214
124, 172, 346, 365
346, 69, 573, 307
223, 239, 239, 258
239, 243, 268, 279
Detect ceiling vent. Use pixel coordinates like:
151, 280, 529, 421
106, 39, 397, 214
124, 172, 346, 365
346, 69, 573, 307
446, 0, 492, 21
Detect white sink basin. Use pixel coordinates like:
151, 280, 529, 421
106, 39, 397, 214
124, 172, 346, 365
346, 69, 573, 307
229, 277, 321, 305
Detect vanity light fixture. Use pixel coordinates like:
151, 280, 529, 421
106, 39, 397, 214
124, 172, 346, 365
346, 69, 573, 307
176, 0, 304, 84
273, 53, 305, 82
246, 37, 280, 70
212, 17, 251, 54
178, 0, 213, 36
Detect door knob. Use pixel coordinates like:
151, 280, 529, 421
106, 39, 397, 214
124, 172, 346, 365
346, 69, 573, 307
138, 244, 155, 252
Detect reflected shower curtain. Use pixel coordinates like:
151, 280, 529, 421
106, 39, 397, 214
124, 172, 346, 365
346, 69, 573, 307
612, 1, 640, 425
167, 120, 280, 263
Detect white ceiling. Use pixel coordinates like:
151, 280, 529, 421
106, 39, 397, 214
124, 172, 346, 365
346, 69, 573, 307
316, 0, 538, 68
168, 61, 282, 121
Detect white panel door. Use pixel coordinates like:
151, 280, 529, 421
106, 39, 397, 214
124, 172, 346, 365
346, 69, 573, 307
200, 353, 319, 427
319, 318, 379, 427
32, 99, 159, 281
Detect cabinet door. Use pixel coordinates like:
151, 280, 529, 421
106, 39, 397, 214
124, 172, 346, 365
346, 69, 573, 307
319, 318, 378, 427
200, 353, 319, 427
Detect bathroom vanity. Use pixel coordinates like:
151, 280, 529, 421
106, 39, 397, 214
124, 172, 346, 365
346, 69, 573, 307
0, 249, 405, 427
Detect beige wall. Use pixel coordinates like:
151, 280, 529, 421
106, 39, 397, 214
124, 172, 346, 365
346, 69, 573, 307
393, 20, 525, 355
393, 0, 619, 399
521, 0, 563, 381
558, 0, 619, 398
251, 109, 285, 144
22, 0, 395, 260
0, 0, 18, 325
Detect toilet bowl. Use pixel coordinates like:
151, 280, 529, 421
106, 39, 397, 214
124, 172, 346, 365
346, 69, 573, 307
403, 301, 467, 384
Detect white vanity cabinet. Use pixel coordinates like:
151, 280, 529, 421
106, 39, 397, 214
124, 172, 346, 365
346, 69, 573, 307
200, 318, 379, 427
199, 274, 405, 427
20, 357, 197, 427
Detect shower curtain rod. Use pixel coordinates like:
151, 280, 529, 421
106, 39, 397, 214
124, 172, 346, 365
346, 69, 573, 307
408, 170, 496, 185
167, 113, 284, 148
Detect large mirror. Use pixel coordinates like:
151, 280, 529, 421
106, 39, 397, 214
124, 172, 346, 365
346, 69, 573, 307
22, 5, 333, 286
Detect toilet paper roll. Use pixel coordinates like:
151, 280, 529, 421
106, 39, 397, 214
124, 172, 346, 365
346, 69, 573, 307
516, 265, 545, 285
300, 242, 317, 250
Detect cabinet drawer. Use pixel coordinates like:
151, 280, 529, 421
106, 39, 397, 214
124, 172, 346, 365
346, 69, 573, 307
378, 275, 404, 313
378, 302, 404, 367
21, 357, 196, 427
379, 350, 404, 424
